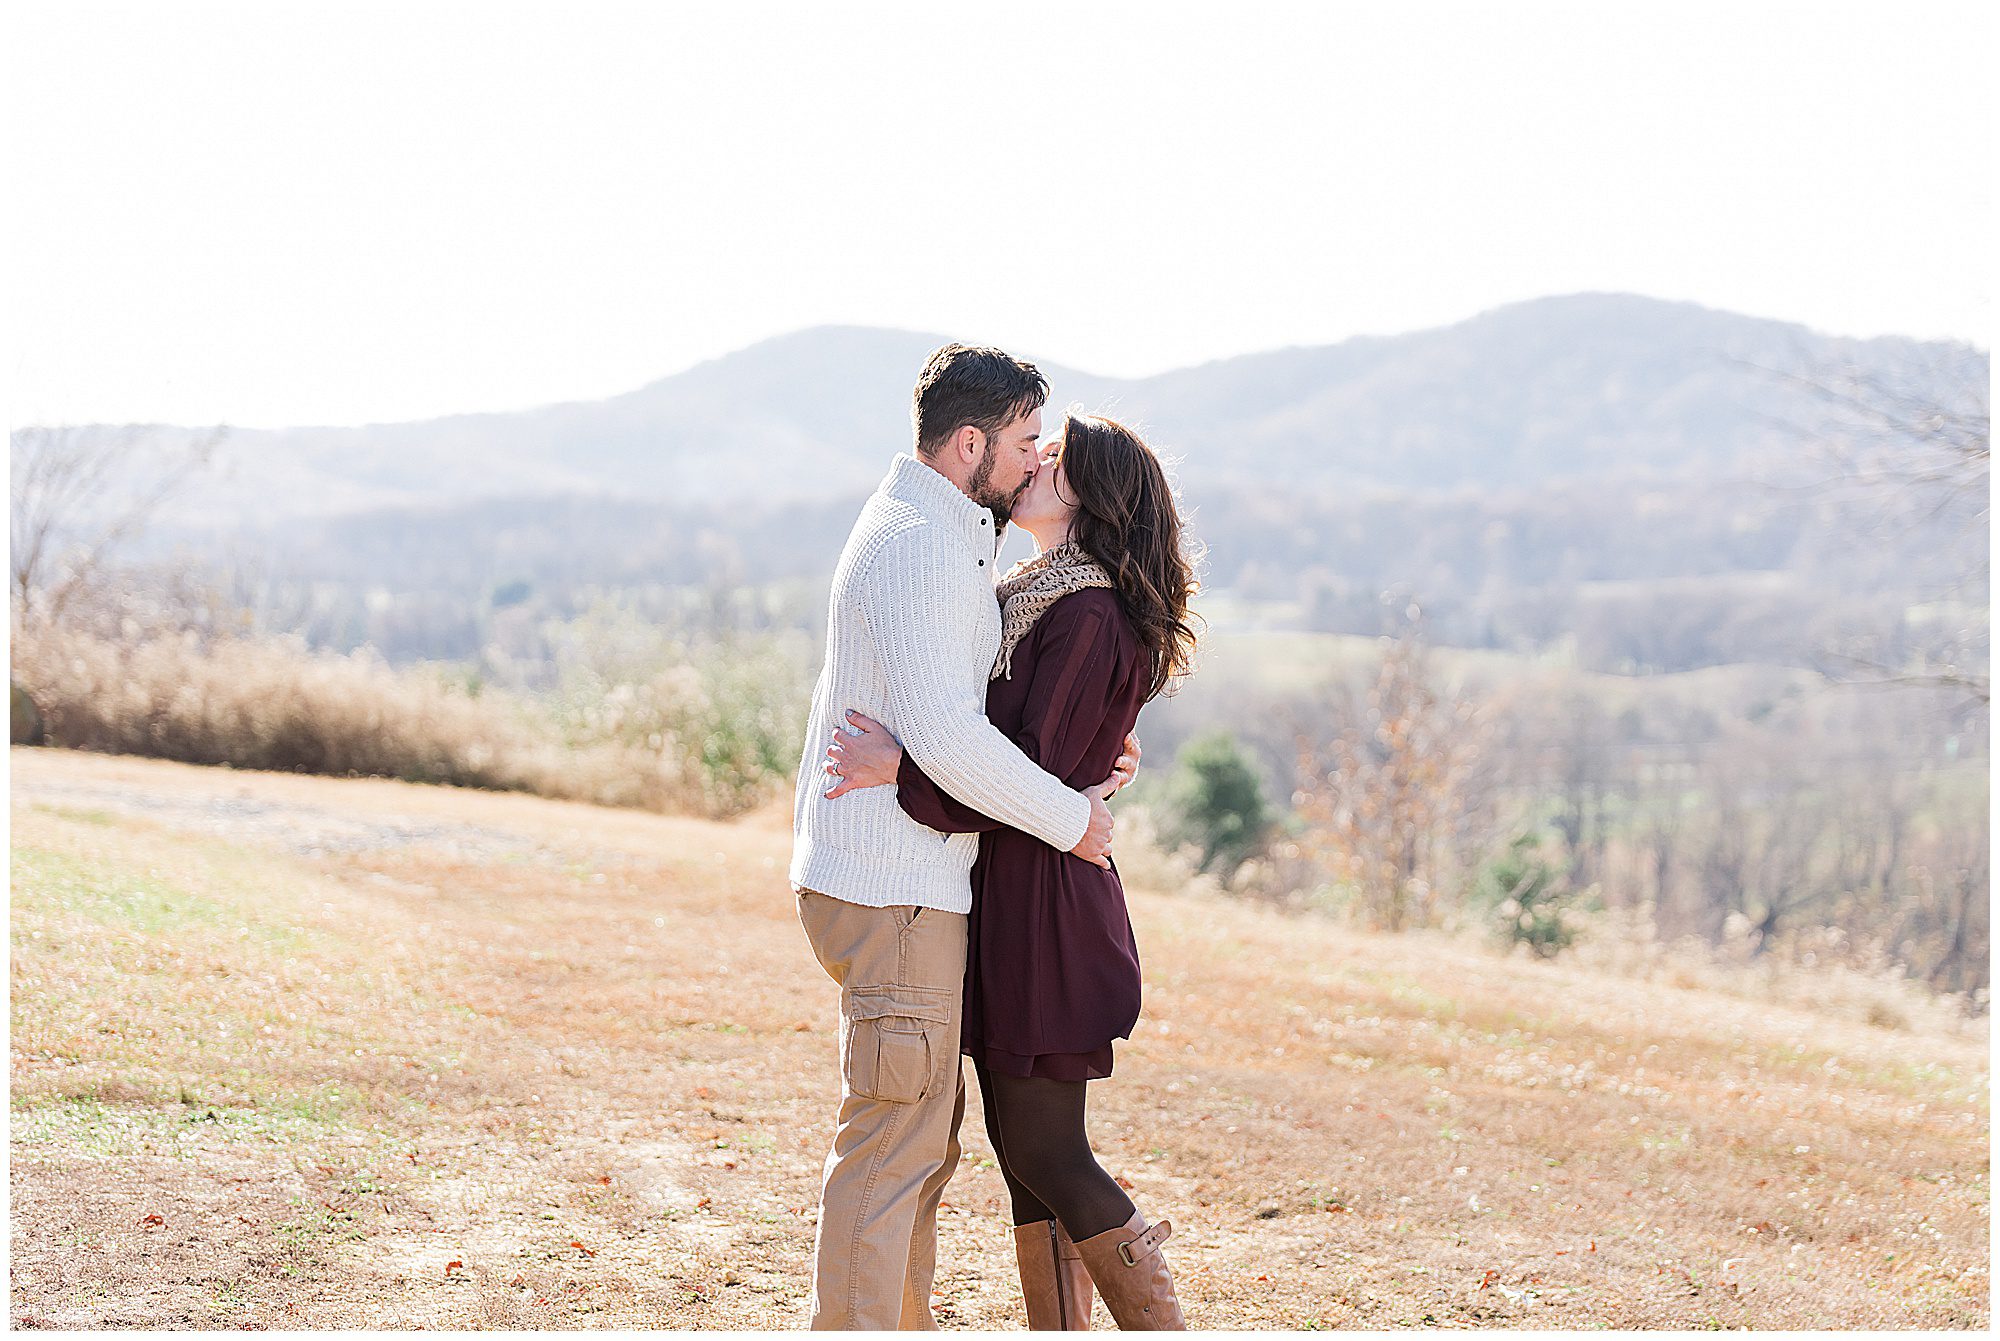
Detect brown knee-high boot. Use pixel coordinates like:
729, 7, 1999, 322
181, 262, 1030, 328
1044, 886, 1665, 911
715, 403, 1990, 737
1012, 1218, 1094, 1329
1072, 1211, 1185, 1330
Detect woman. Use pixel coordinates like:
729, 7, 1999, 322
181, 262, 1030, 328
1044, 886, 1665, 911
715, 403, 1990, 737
823, 413, 1200, 1330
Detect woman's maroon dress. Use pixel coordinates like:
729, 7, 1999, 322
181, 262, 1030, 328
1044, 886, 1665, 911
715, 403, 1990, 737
893, 586, 1151, 1080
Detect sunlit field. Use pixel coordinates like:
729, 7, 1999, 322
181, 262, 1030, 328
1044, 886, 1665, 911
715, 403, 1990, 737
9, 746, 1987, 1330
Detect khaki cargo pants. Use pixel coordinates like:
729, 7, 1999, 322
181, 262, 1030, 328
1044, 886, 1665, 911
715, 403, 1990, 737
796, 888, 968, 1331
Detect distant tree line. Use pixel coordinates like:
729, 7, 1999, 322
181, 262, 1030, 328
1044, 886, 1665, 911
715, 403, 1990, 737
1145, 615, 1985, 1001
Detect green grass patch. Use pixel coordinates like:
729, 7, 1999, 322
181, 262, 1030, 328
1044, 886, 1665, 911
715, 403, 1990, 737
1749, 1042, 1981, 1104
1859, 1057, 1986, 1105
12, 845, 238, 934
11, 842, 315, 956
8, 1092, 334, 1156
1385, 977, 1463, 1021
30, 802, 120, 826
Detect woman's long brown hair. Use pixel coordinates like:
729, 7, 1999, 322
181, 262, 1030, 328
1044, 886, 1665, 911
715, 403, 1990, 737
1054, 413, 1202, 700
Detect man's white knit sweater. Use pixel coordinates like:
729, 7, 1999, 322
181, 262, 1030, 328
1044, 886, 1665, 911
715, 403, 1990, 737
789, 452, 1093, 912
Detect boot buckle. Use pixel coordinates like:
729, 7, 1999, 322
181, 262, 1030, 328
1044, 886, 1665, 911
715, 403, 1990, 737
1119, 1217, 1173, 1266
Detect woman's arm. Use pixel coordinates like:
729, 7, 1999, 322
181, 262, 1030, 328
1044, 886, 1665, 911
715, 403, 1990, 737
893, 735, 1012, 833
819, 711, 1000, 831
823, 704, 1138, 833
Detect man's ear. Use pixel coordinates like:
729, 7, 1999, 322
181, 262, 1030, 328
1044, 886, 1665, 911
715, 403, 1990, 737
954, 425, 986, 465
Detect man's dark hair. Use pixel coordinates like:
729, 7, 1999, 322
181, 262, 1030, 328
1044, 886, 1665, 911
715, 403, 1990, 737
911, 344, 1049, 457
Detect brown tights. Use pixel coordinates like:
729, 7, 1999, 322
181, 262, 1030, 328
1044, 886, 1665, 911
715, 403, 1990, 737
973, 1057, 1136, 1240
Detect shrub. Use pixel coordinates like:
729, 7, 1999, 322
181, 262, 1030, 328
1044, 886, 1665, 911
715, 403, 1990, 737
541, 604, 814, 818
1471, 832, 1597, 958
1157, 731, 1273, 878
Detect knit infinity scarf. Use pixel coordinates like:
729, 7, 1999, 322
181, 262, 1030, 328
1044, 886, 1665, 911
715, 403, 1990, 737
990, 539, 1116, 681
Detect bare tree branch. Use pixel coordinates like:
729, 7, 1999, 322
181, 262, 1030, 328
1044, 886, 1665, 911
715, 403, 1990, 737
9, 424, 225, 627
1721, 351, 1989, 706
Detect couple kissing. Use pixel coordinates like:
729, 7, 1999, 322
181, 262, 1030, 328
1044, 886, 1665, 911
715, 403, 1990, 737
790, 342, 1200, 1330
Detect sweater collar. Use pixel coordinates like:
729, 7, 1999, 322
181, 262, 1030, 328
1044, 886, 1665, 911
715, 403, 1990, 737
882, 452, 999, 555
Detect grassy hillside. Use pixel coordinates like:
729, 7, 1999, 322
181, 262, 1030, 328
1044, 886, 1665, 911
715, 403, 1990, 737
8, 747, 1988, 1329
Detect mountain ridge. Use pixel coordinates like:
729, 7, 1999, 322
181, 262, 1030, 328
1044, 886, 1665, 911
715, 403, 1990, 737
18, 292, 1987, 530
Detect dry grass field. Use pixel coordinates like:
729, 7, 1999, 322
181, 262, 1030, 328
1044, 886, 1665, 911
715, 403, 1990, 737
8, 745, 1990, 1329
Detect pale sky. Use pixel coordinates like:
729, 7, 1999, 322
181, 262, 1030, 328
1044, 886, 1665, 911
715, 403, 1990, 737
7, 0, 1992, 428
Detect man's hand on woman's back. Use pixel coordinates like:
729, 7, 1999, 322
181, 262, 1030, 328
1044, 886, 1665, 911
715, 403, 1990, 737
1105, 732, 1140, 796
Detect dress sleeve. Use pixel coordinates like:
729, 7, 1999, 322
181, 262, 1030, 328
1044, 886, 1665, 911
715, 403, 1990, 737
896, 591, 1130, 835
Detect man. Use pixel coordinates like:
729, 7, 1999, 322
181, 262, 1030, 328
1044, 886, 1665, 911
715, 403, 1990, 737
790, 344, 1135, 1329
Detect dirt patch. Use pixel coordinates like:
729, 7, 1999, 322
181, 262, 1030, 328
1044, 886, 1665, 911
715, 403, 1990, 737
22, 774, 558, 863
10, 1135, 328, 1329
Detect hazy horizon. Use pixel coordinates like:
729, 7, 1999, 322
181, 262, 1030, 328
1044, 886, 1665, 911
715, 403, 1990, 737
14, 288, 1990, 434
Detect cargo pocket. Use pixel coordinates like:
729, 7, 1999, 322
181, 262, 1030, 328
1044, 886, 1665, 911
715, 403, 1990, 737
842, 985, 951, 1104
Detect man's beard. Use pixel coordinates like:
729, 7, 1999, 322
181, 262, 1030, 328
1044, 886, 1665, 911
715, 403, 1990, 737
968, 447, 1029, 525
